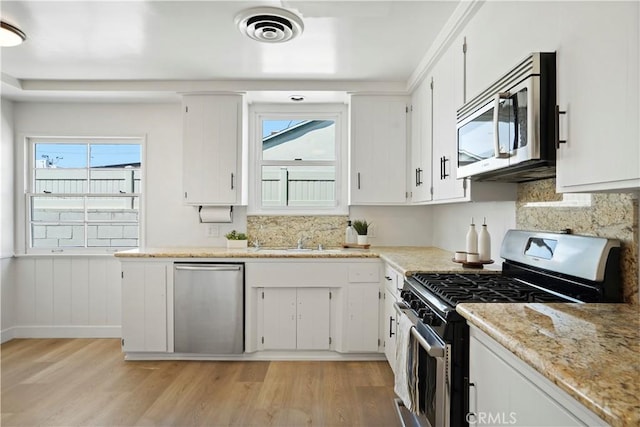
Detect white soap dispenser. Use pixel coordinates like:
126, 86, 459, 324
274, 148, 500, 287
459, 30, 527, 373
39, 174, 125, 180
466, 217, 478, 255
478, 217, 491, 261
345, 220, 357, 244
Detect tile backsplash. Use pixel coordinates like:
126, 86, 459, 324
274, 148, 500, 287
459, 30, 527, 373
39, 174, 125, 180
517, 178, 639, 304
247, 215, 348, 248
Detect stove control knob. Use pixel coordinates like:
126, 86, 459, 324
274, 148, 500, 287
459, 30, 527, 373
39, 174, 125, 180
417, 308, 428, 318
430, 315, 442, 327
422, 312, 434, 325
410, 300, 422, 311
400, 290, 412, 302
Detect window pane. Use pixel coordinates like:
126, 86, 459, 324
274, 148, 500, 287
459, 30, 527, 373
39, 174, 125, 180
31, 196, 84, 222
262, 120, 335, 161
90, 169, 139, 193
88, 224, 138, 248
35, 143, 87, 168
32, 224, 85, 248
87, 197, 139, 221
90, 144, 141, 168
262, 166, 335, 207
34, 168, 88, 193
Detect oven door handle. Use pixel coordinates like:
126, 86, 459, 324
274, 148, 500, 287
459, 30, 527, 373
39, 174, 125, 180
394, 303, 445, 358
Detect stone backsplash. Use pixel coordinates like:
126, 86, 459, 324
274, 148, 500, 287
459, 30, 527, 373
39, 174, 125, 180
517, 178, 639, 304
247, 215, 348, 249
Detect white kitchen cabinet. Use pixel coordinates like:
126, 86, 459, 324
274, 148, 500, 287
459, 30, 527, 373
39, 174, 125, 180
410, 78, 433, 203
554, 2, 639, 192
121, 261, 168, 353
431, 45, 466, 202
468, 325, 607, 427
344, 283, 380, 352
182, 93, 243, 205
350, 94, 408, 205
382, 287, 398, 370
260, 287, 330, 350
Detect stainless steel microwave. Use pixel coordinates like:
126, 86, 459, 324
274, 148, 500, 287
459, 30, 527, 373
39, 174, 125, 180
456, 52, 557, 182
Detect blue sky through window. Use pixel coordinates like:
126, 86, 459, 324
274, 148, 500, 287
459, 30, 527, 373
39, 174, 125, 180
35, 143, 141, 168
262, 120, 304, 138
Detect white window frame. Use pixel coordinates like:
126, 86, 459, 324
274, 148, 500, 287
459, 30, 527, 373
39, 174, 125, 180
248, 103, 348, 215
22, 136, 146, 255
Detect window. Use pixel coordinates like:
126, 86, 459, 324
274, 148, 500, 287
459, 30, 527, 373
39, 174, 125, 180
251, 105, 347, 213
27, 138, 143, 253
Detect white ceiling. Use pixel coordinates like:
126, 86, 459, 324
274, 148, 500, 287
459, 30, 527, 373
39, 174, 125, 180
0, 0, 459, 103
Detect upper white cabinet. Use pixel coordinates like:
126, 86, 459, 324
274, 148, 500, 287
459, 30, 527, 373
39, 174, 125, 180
554, 2, 639, 192
182, 94, 243, 205
461, 1, 639, 192
431, 44, 466, 202
350, 94, 408, 205
410, 78, 433, 203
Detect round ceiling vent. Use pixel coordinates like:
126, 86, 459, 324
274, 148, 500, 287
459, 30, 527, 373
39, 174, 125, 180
235, 6, 304, 43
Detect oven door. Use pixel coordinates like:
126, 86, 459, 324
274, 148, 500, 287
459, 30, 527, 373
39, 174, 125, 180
457, 77, 536, 179
394, 303, 450, 427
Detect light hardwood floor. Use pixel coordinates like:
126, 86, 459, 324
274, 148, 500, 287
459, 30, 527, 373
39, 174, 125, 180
1, 339, 401, 427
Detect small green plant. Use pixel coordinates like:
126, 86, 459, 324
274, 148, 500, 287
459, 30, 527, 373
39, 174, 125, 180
225, 230, 248, 240
351, 220, 370, 236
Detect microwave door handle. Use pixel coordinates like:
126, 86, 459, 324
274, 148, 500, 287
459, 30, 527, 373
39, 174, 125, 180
493, 92, 511, 159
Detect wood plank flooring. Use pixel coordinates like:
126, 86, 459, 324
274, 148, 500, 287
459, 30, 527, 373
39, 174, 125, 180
1, 339, 401, 427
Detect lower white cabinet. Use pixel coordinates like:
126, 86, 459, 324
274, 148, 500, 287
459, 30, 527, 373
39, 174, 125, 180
344, 283, 380, 352
382, 287, 398, 370
468, 325, 606, 426
260, 287, 331, 350
246, 259, 382, 354
121, 261, 168, 353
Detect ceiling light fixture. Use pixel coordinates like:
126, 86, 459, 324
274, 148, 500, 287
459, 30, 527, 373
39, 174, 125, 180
235, 7, 304, 43
0, 21, 26, 47
290, 95, 305, 102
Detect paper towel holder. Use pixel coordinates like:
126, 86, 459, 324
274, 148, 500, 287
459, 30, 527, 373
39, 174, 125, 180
198, 206, 233, 223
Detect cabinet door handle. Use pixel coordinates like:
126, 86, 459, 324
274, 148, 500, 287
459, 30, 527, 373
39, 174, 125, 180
555, 105, 567, 149
442, 157, 450, 179
230, 173, 235, 190
385, 275, 392, 281
439, 156, 444, 180
389, 316, 395, 337
465, 377, 477, 425
357, 172, 361, 189
415, 168, 419, 187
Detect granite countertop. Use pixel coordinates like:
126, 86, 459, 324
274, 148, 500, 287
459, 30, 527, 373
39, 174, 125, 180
115, 246, 501, 274
457, 303, 640, 427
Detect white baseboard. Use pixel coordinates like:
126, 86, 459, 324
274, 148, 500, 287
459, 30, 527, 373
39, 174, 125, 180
2, 325, 121, 341
124, 350, 387, 362
1, 327, 16, 344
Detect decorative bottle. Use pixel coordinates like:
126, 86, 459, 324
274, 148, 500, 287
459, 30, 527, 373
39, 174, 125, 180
478, 218, 491, 261
465, 218, 478, 255
345, 220, 357, 244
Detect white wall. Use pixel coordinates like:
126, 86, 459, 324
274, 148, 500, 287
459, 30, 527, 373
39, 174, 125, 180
1, 98, 16, 341
13, 102, 247, 249
349, 205, 433, 246
429, 201, 516, 265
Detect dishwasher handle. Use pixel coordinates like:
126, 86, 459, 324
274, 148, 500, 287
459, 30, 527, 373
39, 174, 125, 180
175, 265, 242, 272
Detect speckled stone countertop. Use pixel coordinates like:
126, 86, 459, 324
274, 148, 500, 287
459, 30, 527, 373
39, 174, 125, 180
457, 303, 640, 427
115, 246, 501, 274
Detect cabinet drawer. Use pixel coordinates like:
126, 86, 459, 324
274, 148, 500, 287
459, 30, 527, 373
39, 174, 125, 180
348, 264, 380, 283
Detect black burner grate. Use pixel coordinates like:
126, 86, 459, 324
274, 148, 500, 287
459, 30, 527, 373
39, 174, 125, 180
410, 273, 570, 306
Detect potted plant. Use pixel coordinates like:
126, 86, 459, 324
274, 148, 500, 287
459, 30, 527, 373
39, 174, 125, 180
351, 220, 371, 245
225, 230, 248, 249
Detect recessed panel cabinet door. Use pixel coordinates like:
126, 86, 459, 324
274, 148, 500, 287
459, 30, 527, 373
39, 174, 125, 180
350, 95, 408, 205
296, 288, 330, 350
345, 284, 380, 352
121, 262, 167, 353
182, 94, 241, 205
261, 288, 297, 350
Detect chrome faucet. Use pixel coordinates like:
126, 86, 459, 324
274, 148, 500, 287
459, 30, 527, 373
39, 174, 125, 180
297, 236, 306, 249
252, 239, 261, 250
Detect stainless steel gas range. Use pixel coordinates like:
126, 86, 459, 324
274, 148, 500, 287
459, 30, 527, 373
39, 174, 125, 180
394, 229, 621, 427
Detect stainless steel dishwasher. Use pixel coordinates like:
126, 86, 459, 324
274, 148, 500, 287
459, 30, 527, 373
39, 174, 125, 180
174, 263, 244, 354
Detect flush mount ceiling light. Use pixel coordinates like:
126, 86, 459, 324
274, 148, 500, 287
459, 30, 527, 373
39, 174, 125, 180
0, 21, 26, 47
235, 6, 304, 43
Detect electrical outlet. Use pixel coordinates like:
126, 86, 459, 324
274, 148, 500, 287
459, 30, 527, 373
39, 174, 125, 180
206, 224, 219, 237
